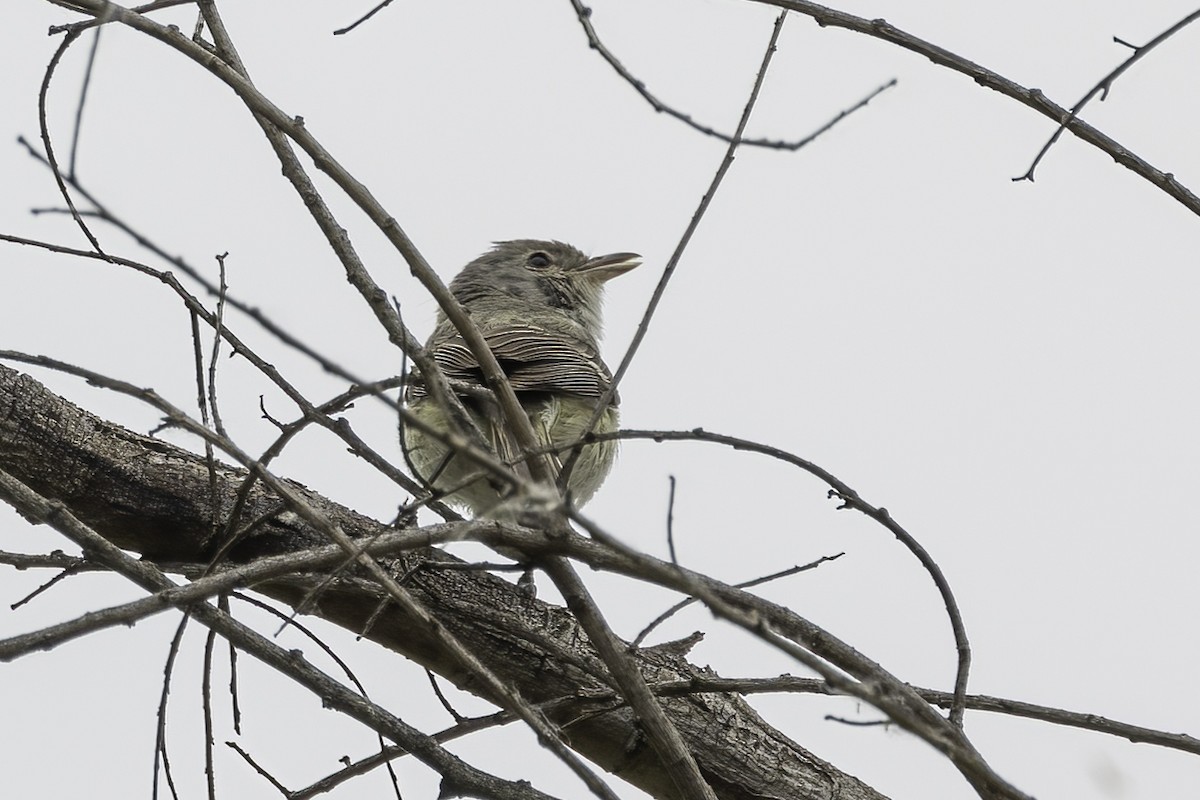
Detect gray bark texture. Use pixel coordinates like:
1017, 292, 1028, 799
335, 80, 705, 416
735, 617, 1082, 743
0, 363, 888, 800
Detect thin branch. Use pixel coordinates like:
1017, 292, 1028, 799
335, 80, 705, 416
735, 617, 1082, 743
561, 7, 788, 487
35, 1, 542, 518
191, 0, 548, 488
1016, 9, 1200, 181
219, 593, 243, 736
792, 77, 897, 149
665, 475, 678, 565
602, 426, 974, 726
153, 615, 189, 800
749, 0, 1200, 216
634, 673, 1200, 757
332, 0, 397, 36
567, 0, 895, 150
0, 549, 91, 572
202, 623, 219, 800
48, 0, 194, 32
426, 669, 467, 724
189, 308, 221, 548
0, 525, 463, 662
291, 709, 516, 799
0, 233, 461, 510
555, 510, 1030, 800
541, 557, 715, 800
226, 741, 292, 797
8, 562, 87, 609
206, 252, 230, 439
544, 16, 795, 800
16, 137, 389, 391
232, 592, 404, 800
631, 553, 844, 648
208, 377, 452, 573
924, 685, 1200, 757
50, 0, 481, 484
67, 24, 103, 177
38, 29, 105, 254
436, 510, 1025, 798
293, 666, 1200, 797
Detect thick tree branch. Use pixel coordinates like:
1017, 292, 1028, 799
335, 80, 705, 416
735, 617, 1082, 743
0, 466, 555, 800
0, 363, 886, 800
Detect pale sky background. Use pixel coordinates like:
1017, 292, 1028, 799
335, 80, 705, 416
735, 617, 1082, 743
3, 2, 1200, 798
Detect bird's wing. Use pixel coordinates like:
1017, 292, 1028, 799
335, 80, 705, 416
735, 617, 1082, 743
433, 324, 614, 400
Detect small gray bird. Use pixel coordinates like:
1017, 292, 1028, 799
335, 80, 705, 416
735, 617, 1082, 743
402, 240, 640, 518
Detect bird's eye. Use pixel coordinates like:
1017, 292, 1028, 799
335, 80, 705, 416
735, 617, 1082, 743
527, 252, 551, 269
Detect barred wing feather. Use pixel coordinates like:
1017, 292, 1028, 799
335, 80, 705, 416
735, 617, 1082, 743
428, 326, 616, 402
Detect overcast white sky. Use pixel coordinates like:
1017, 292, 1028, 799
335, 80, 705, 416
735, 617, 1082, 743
3, 2, 1200, 798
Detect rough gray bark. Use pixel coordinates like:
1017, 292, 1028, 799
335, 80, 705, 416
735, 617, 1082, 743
0, 363, 888, 800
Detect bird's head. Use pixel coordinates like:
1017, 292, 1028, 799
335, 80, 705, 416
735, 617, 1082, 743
450, 240, 641, 339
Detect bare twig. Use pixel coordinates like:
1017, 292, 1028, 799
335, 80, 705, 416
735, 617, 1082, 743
193, 0, 549, 489
750, 0, 1200, 216
561, 8, 788, 487
541, 556, 716, 800
568, 0, 895, 149
291, 709, 516, 799
189, 308, 221, 547
206, 252, 230, 439
633, 673, 1200, 757
48, 0, 193, 33
37, 1, 551, 523
154, 615, 189, 800
16, 138, 388, 390
202, 624, 219, 800
665, 475, 678, 565
226, 741, 292, 796
1015, 9, 1200, 181
332, 0, 397, 36
220, 593, 241, 735
554, 510, 1029, 800
600, 426, 974, 726
425, 669, 467, 724
0, 233, 455, 510
544, 16, 796, 800
827, 715, 889, 727
631, 553, 844, 648
232, 592, 404, 799
8, 562, 87, 609
0, 523, 464, 663
37, 30, 105, 254
0, 550, 93, 574
49, 1, 483, 480
67, 24, 103, 177
209, 377, 452, 573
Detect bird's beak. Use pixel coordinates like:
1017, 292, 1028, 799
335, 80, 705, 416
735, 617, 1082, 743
577, 252, 642, 282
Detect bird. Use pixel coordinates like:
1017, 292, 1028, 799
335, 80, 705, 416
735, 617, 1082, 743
402, 239, 640, 519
